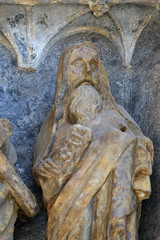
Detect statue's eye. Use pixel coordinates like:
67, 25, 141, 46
90, 59, 98, 71
71, 60, 84, 71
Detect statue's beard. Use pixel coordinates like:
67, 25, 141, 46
69, 84, 103, 124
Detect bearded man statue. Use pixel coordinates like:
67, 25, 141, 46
33, 42, 153, 240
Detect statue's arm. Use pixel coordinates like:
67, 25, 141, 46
33, 124, 93, 207
132, 137, 154, 202
0, 151, 39, 217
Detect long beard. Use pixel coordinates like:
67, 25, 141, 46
69, 85, 103, 124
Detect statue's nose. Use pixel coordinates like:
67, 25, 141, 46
85, 63, 91, 75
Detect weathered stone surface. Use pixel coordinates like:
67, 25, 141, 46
0, 0, 158, 7
0, 119, 39, 240
0, 3, 156, 70
33, 42, 153, 240
0, 7, 159, 240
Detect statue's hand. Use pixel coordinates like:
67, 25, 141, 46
70, 124, 92, 142
134, 189, 149, 202
36, 158, 61, 179
35, 125, 92, 179
0, 150, 10, 180
66, 124, 93, 161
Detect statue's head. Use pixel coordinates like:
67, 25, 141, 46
53, 42, 116, 123
67, 43, 100, 88
57, 42, 111, 97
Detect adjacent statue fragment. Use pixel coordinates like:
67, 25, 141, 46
0, 119, 39, 240
33, 42, 154, 240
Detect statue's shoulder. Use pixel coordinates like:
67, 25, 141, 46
116, 104, 143, 137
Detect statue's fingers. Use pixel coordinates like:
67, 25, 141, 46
72, 125, 86, 136
42, 162, 60, 176
70, 131, 91, 146
67, 138, 82, 147
38, 165, 51, 175
59, 147, 67, 158
74, 124, 90, 132
72, 126, 92, 143
37, 168, 53, 178
59, 146, 72, 157
45, 159, 60, 171
42, 162, 54, 173
70, 131, 83, 141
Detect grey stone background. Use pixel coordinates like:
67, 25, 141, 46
0, 12, 160, 240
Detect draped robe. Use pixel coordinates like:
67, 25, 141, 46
34, 108, 153, 240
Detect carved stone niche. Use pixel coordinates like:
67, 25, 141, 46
0, 119, 39, 240
33, 42, 154, 240
0, 0, 159, 70
0, 1, 159, 240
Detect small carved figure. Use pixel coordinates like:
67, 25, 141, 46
0, 119, 39, 240
33, 42, 153, 240
88, 0, 110, 17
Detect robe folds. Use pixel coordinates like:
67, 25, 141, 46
43, 120, 153, 240
33, 41, 154, 240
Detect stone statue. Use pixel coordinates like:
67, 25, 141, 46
0, 119, 39, 240
33, 42, 153, 240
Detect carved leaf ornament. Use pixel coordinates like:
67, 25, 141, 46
0, 0, 158, 70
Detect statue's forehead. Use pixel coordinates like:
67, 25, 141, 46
69, 46, 98, 60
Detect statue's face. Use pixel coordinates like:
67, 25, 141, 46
67, 46, 99, 87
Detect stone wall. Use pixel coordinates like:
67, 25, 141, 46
0, 1, 160, 239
